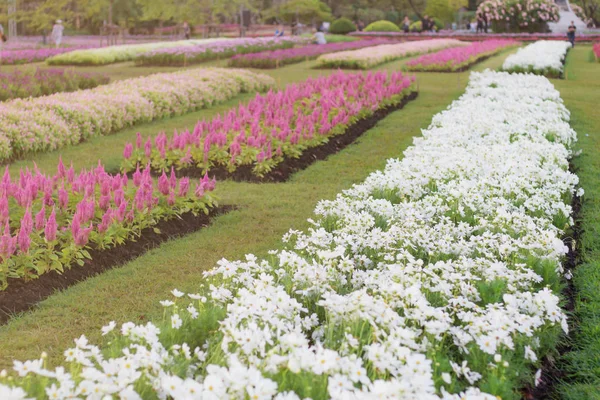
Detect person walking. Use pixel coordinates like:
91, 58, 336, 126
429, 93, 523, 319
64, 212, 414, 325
51, 20, 64, 48
402, 16, 410, 33
183, 21, 191, 40
357, 20, 365, 32
567, 21, 576, 47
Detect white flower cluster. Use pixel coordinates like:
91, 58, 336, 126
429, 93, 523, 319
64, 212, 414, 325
0, 70, 579, 399
46, 38, 229, 65
502, 40, 571, 77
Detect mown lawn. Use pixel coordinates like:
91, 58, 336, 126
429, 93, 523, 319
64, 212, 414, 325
553, 46, 600, 399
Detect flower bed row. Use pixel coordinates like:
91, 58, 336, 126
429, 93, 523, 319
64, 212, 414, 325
0, 47, 85, 65
315, 38, 467, 69
0, 70, 579, 399
405, 39, 519, 72
228, 39, 393, 69
46, 38, 228, 65
350, 31, 600, 42
121, 71, 416, 178
134, 37, 303, 67
0, 159, 216, 290
0, 68, 110, 102
502, 40, 571, 77
0, 68, 274, 162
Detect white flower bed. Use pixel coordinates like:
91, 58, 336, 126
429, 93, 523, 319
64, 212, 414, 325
0, 70, 579, 399
502, 40, 571, 77
46, 38, 229, 65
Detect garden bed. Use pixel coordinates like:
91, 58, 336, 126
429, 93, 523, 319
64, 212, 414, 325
0, 206, 231, 325
121, 71, 416, 181
175, 91, 418, 182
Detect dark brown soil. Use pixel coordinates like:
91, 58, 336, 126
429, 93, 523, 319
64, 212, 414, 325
522, 162, 582, 399
0, 206, 232, 326
173, 91, 418, 182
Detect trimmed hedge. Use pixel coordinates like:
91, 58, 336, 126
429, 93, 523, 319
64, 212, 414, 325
364, 20, 400, 32
330, 18, 357, 34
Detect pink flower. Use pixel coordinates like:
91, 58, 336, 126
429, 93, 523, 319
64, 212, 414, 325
0, 223, 16, 260
45, 208, 58, 242
158, 171, 170, 196
99, 194, 111, 211
17, 208, 32, 253
123, 143, 133, 159
144, 137, 153, 158
35, 204, 46, 231
178, 177, 190, 197
74, 223, 93, 247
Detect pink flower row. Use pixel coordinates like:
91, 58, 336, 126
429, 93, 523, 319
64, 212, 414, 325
121, 71, 416, 178
406, 40, 519, 71
0, 159, 216, 289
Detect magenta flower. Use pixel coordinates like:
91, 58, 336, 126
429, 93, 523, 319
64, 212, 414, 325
123, 143, 133, 159
178, 178, 190, 197
35, 204, 46, 231
158, 172, 170, 196
74, 223, 93, 247
0, 223, 16, 261
45, 208, 58, 242
17, 208, 33, 253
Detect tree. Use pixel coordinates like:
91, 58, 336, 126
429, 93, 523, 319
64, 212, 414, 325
263, 0, 332, 24
573, 0, 599, 25
425, 0, 467, 23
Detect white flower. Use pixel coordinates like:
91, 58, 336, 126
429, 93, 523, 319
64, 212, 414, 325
524, 345, 538, 362
101, 321, 117, 336
171, 314, 183, 330
441, 372, 452, 384
535, 369, 543, 386
171, 289, 185, 298
0, 384, 32, 400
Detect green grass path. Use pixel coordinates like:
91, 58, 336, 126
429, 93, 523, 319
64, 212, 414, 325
0, 49, 515, 368
553, 47, 600, 399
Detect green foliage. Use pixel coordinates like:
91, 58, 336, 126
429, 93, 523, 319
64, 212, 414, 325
364, 19, 400, 32
329, 17, 357, 34
263, 0, 332, 24
409, 18, 444, 31
425, 0, 456, 23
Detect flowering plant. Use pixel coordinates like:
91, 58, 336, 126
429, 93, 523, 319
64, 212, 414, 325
122, 71, 416, 177
315, 39, 468, 69
0, 48, 84, 65
477, 0, 560, 33
405, 40, 519, 71
350, 31, 600, 41
0, 68, 274, 162
0, 70, 580, 399
502, 40, 571, 77
228, 39, 394, 69
135, 37, 303, 67
46, 38, 229, 65
0, 68, 110, 101
0, 159, 216, 290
